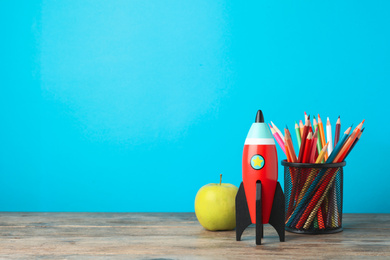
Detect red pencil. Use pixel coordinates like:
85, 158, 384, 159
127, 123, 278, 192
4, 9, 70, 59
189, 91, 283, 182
334, 116, 341, 148
309, 127, 319, 163
302, 132, 313, 163
297, 116, 310, 163
308, 117, 313, 134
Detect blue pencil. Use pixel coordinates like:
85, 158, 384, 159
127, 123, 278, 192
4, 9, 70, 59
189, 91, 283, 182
286, 126, 352, 227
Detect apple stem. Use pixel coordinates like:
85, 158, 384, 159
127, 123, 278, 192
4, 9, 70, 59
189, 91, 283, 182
220, 174, 222, 185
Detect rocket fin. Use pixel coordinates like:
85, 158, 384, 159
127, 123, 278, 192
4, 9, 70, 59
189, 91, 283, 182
269, 182, 285, 242
256, 181, 263, 245
235, 182, 252, 241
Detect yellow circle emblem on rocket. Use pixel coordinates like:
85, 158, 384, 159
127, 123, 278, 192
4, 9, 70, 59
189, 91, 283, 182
251, 155, 265, 170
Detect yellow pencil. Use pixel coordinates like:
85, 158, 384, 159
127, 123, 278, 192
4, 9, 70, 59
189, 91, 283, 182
316, 142, 329, 163
317, 114, 327, 160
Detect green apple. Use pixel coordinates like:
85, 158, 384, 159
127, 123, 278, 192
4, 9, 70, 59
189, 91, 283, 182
195, 174, 238, 231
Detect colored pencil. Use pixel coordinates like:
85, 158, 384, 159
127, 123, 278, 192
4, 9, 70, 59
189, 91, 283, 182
302, 132, 313, 163
284, 127, 292, 162
285, 129, 298, 163
297, 117, 310, 163
270, 124, 286, 154
327, 126, 352, 162
317, 114, 327, 160
295, 121, 302, 149
271, 121, 285, 142
313, 116, 322, 151
285, 126, 299, 216
334, 120, 364, 163
334, 116, 341, 148
312, 116, 317, 128
326, 117, 333, 156
299, 120, 304, 137
316, 142, 329, 164
309, 128, 319, 163
345, 128, 364, 158
313, 117, 323, 163
326, 182, 338, 228
304, 112, 308, 122
285, 141, 292, 162
317, 207, 325, 229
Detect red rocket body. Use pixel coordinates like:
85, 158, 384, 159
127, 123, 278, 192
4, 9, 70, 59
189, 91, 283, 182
243, 144, 278, 224
241, 113, 278, 224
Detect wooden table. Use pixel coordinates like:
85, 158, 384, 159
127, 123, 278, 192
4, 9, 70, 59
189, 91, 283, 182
0, 213, 389, 259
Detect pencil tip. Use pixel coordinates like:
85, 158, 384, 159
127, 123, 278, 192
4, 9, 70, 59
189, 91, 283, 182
361, 127, 365, 132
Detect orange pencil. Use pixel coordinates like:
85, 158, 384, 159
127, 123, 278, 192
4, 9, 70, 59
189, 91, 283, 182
285, 139, 292, 162
288, 129, 298, 163
317, 114, 327, 160
334, 120, 365, 162
285, 129, 298, 163
345, 128, 364, 158
317, 207, 325, 229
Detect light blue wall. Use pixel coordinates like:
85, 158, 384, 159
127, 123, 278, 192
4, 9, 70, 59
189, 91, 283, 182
1, 0, 389, 212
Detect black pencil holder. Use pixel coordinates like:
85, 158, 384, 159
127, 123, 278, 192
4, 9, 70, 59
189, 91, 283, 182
281, 160, 346, 234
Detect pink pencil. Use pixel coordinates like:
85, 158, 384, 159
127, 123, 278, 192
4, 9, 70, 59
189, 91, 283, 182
270, 124, 286, 154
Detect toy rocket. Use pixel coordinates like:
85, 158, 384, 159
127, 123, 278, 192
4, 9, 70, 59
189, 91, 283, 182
236, 110, 285, 245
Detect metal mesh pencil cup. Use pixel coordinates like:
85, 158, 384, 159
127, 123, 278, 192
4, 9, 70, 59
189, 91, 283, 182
281, 160, 346, 234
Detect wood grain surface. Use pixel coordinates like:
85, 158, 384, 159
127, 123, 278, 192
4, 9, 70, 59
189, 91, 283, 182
0, 213, 389, 259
